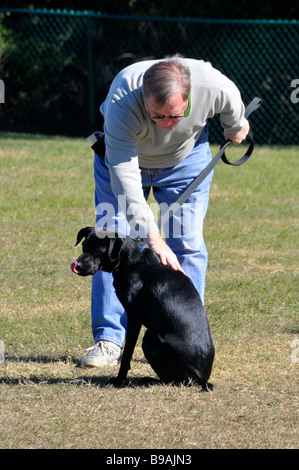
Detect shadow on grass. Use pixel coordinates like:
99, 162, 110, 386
2, 356, 212, 390
1, 354, 161, 388
0, 373, 161, 388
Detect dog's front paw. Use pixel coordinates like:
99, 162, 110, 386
109, 376, 126, 387
201, 382, 214, 392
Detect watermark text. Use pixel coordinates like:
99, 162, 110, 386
290, 79, 299, 104
0, 80, 4, 104
290, 338, 299, 364
95, 197, 204, 240
0, 340, 4, 363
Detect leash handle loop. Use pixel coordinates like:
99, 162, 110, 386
220, 97, 263, 166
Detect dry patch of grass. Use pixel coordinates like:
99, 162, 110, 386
1, 334, 297, 449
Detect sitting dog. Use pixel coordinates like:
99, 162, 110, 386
70, 227, 215, 390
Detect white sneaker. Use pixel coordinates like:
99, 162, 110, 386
81, 340, 122, 368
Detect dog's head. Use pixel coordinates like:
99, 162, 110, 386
70, 227, 145, 276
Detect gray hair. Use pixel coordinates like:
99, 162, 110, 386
142, 54, 191, 106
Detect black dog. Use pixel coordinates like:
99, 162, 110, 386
71, 227, 215, 390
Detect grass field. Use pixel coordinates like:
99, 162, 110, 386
0, 132, 298, 449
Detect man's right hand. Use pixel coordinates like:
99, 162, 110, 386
146, 231, 186, 274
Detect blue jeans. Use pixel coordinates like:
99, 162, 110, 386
91, 127, 213, 347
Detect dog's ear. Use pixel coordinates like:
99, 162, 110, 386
75, 227, 95, 246
105, 235, 125, 268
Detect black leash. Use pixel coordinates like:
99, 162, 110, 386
158, 97, 263, 229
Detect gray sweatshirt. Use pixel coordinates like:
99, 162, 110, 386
100, 58, 246, 237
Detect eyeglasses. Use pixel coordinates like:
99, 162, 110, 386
147, 111, 186, 120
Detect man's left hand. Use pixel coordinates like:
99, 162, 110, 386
224, 118, 250, 145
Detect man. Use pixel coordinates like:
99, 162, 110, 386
81, 55, 249, 367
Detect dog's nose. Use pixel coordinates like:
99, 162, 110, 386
70, 260, 79, 274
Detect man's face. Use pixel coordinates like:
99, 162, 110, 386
145, 91, 189, 130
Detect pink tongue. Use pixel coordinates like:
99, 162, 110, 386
70, 261, 79, 274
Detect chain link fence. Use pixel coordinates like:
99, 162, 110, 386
0, 9, 298, 143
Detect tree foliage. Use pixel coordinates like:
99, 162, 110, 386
1, 0, 298, 20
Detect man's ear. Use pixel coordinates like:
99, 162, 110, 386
75, 227, 95, 246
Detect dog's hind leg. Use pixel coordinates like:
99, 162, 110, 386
111, 316, 142, 385
142, 330, 178, 383
142, 331, 210, 388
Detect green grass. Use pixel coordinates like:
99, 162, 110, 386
0, 132, 298, 449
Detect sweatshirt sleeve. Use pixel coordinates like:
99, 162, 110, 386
215, 74, 246, 133
103, 98, 159, 238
